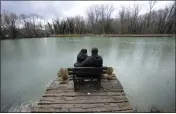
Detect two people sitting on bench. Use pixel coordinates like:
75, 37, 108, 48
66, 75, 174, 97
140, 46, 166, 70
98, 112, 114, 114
74, 47, 103, 67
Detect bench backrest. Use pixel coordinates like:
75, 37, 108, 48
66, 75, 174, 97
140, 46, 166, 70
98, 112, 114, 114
68, 67, 108, 76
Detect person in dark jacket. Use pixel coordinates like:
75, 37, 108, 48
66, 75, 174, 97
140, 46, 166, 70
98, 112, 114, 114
74, 47, 103, 67
74, 49, 88, 67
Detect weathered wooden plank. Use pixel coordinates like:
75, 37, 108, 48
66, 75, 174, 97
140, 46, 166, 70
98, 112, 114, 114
34, 102, 133, 112
32, 107, 133, 113
45, 89, 74, 92
45, 88, 124, 95
48, 83, 123, 90
101, 83, 123, 89
31, 107, 69, 112
46, 84, 74, 91
49, 81, 73, 86
33, 106, 131, 113
115, 109, 134, 112
38, 98, 128, 104
43, 92, 126, 97
68, 107, 133, 112
40, 97, 128, 102
101, 79, 119, 83
37, 102, 130, 109
40, 96, 127, 102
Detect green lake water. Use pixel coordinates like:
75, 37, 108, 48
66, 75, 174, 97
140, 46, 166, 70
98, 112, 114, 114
1, 37, 175, 112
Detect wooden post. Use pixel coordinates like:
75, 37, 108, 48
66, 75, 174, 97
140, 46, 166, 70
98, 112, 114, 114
73, 69, 77, 91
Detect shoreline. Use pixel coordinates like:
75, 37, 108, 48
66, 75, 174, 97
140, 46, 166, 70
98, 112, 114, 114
50, 34, 175, 37
1, 34, 175, 40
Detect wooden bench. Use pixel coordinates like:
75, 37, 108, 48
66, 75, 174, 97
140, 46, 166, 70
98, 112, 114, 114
68, 67, 108, 91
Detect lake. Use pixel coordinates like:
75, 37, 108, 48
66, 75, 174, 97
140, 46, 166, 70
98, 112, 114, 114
1, 37, 175, 112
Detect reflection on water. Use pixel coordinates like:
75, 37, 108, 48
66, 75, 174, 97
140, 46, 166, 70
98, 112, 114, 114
1, 37, 175, 112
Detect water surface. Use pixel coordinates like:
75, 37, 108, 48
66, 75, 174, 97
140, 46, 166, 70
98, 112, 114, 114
1, 37, 175, 112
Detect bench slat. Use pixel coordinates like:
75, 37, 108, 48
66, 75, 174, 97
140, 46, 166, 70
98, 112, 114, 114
68, 71, 107, 75
68, 67, 108, 71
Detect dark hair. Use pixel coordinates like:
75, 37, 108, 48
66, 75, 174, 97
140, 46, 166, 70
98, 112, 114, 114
81, 49, 87, 53
91, 47, 98, 54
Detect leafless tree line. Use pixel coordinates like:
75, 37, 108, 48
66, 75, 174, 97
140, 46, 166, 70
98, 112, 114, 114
1, 2, 175, 39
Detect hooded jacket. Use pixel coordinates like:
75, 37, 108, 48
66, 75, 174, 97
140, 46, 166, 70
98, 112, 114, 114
74, 54, 103, 67
76, 49, 88, 63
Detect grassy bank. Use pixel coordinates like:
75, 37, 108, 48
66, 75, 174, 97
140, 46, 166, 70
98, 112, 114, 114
50, 34, 175, 37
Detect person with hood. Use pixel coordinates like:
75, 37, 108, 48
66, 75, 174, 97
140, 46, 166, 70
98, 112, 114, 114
74, 49, 88, 67
74, 47, 103, 67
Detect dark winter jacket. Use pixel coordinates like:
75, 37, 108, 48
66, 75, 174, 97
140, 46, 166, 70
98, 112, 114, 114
76, 49, 88, 64
74, 54, 103, 67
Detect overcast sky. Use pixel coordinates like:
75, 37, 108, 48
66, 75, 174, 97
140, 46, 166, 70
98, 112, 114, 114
1, 1, 174, 21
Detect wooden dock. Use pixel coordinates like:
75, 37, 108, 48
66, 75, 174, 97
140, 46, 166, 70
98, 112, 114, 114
31, 76, 134, 112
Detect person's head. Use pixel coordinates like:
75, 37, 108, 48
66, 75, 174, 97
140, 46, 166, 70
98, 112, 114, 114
81, 49, 87, 54
91, 47, 98, 55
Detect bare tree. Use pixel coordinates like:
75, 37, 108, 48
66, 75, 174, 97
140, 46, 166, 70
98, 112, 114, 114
164, 3, 176, 33
19, 13, 44, 37
87, 7, 95, 33
119, 6, 125, 34
19, 14, 33, 37
105, 4, 114, 33
131, 4, 141, 33
1, 10, 19, 38
147, 1, 157, 33
87, 5, 101, 33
